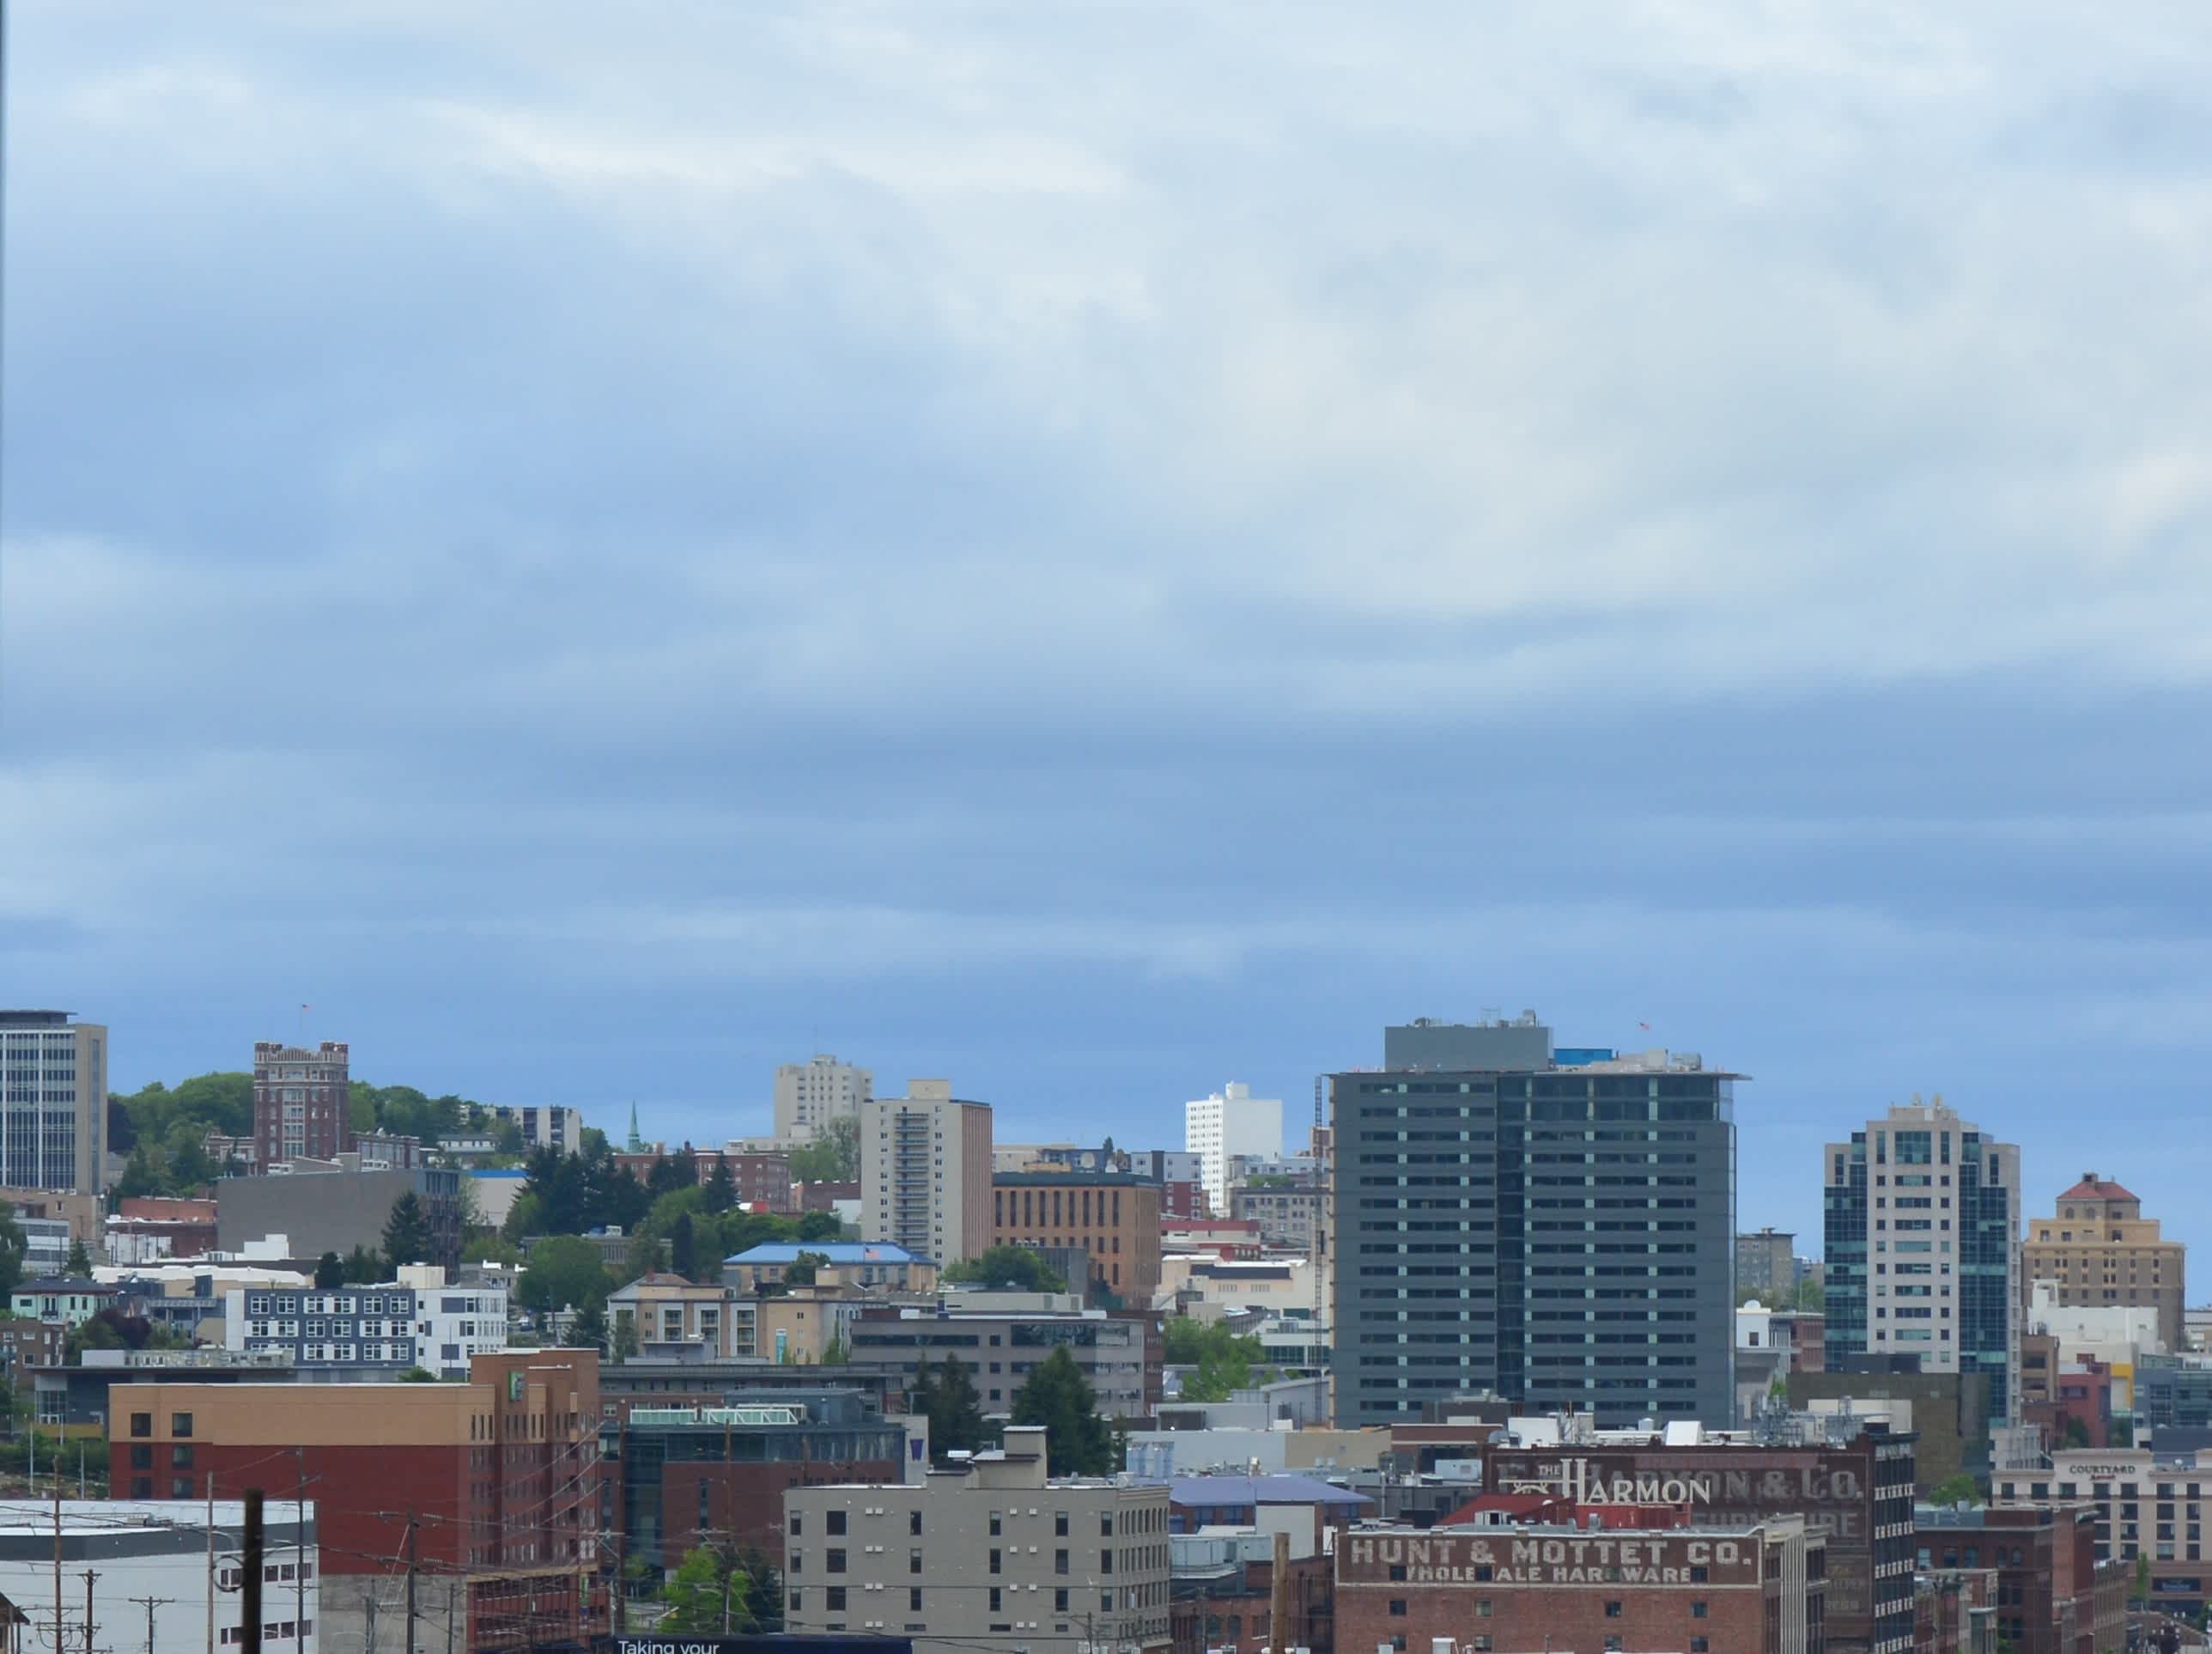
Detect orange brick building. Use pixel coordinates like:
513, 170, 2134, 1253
992, 1171, 1162, 1300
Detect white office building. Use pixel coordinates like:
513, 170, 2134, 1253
775, 1054, 874, 1144
489, 1104, 583, 1152
223, 1265, 507, 1378
0, 1011, 106, 1192
0, 1500, 317, 1654
1184, 1082, 1282, 1215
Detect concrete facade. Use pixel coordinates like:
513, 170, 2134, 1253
0, 1010, 106, 1193
784, 1425, 1170, 1654
776, 1054, 873, 1144
2023, 1171, 2185, 1353
223, 1266, 510, 1378
860, 1085, 993, 1268
216, 1165, 465, 1272
847, 1306, 1160, 1420
1183, 1085, 1281, 1217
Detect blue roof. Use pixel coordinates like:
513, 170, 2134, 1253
725, 1242, 923, 1265
470, 1169, 529, 1180
1165, 1475, 1374, 1509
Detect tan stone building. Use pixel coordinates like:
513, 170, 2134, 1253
785, 1425, 1170, 1654
992, 1171, 1162, 1301
860, 1083, 994, 1267
2023, 1171, 2185, 1351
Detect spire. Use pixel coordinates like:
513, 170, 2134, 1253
625, 1101, 643, 1153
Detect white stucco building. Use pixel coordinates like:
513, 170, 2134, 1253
1184, 1083, 1283, 1215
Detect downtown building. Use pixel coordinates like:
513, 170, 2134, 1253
0, 1010, 106, 1192
1330, 1013, 1738, 1429
860, 1081, 993, 1268
252, 1040, 355, 1165
1823, 1097, 2022, 1421
2021, 1171, 2185, 1353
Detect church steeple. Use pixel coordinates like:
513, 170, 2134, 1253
625, 1101, 643, 1153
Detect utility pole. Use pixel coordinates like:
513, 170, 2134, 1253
128, 1596, 173, 1654
52, 1467, 63, 1654
293, 1450, 306, 1654
402, 1514, 418, 1654
204, 1477, 214, 1654
241, 1491, 263, 1654
81, 1571, 99, 1654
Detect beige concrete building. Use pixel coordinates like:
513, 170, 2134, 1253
775, 1053, 874, 1144
0, 1011, 106, 1193
2023, 1171, 2185, 1352
860, 1083, 993, 1267
785, 1425, 1170, 1654
608, 1272, 753, 1357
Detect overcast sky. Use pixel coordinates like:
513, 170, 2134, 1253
4, 3, 2211, 1257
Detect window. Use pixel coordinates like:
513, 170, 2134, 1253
173, 1413, 194, 1438
1056, 1511, 1070, 1536
1388, 1601, 1407, 1617
908, 1551, 922, 1576
1605, 1602, 1622, 1618
989, 1511, 1002, 1536
1690, 1565, 1709, 1583
1055, 1549, 1069, 1575
130, 1413, 151, 1438
827, 1511, 846, 1535
1692, 1602, 1708, 1618
1055, 1589, 1070, 1613
909, 1589, 922, 1612
989, 1550, 1001, 1574
825, 1550, 846, 1574
825, 1588, 846, 1613
1101, 1549, 1114, 1574
909, 1511, 922, 1536
989, 1589, 1002, 1614
1101, 1592, 1115, 1613
1101, 1512, 1115, 1536
1691, 1641, 1709, 1653
130, 1445, 152, 1470
789, 1513, 802, 1535
173, 1445, 194, 1469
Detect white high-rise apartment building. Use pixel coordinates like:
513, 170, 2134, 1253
775, 1053, 874, 1144
860, 1081, 993, 1266
0, 1011, 106, 1192
1184, 1081, 1282, 1216
1823, 1095, 2023, 1421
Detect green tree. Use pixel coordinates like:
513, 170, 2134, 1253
795, 1209, 844, 1243
314, 1252, 345, 1290
1164, 1317, 1273, 1403
1011, 1345, 1114, 1476
2136, 1554, 2152, 1602
611, 1310, 640, 1361
1929, 1474, 1980, 1508
342, 1245, 386, 1284
1790, 1274, 1826, 1312
568, 1299, 609, 1354
787, 1116, 858, 1183
64, 1240, 93, 1278
0, 1206, 26, 1298
382, 1193, 432, 1268
783, 1251, 828, 1287
702, 1157, 737, 1215
659, 1547, 727, 1633
944, 1246, 1066, 1294
670, 1215, 696, 1280
917, 1354, 989, 1462
398, 1366, 438, 1383
822, 1333, 849, 1365
462, 1235, 524, 1268
518, 1235, 615, 1315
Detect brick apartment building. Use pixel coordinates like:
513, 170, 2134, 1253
1335, 1514, 1826, 1654
2022, 1172, 2186, 1351
252, 1040, 354, 1165
992, 1171, 1163, 1301
110, 1348, 605, 1653
1917, 1503, 2124, 1654
1480, 1426, 1917, 1654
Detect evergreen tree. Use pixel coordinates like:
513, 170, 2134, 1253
382, 1192, 432, 1268
702, 1156, 738, 1215
314, 1252, 344, 1289
670, 1213, 696, 1279
927, 1355, 990, 1462
1010, 1345, 1113, 1476
0, 1205, 24, 1298
64, 1239, 93, 1278
568, 1299, 609, 1354
343, 1244, 386, 1284
611, 1310, 639, 1361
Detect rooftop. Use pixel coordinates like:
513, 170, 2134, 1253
726, 1242, 923, 1265
2057, 1171, 2137, 1202
1161, 1475, 1375, 1509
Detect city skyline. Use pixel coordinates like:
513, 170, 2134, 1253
9, 7, 2211, 1274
